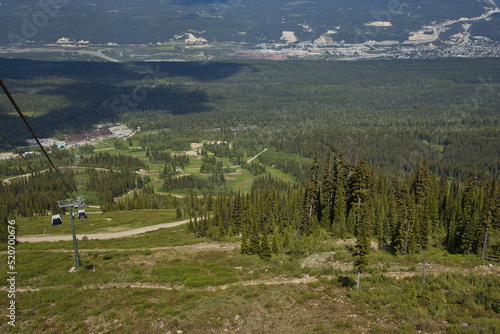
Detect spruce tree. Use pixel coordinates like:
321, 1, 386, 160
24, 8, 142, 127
349, 157, 374, 237
390, 182, 419, 254
388, 174, 401, 249
346, 208, 357, 237
249, 220, 261, 255
320, 146, 335, 230
259, 234, 272, 260
232, 191, 244, 233
300, 153, 320, 235
187, 218, 194, 233
353, 220, 370, 290
444, 181, 460, 251
240, 225, 250, 255
271, 233, 280, 255
481, 179, 500, 258
406, 191, 419, 254
457, 178, 481, 254
412, 161, 438, 249
353, 194, 374, 290
332, 179, 347, 238
331, 156, 347, 237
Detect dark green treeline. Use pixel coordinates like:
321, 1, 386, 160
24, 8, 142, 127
189, 146, 500, 257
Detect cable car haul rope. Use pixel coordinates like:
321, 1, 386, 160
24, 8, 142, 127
0, 79, 74, 195
1, 78, 84, 268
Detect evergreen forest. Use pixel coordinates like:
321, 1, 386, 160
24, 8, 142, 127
0, 56, 499, 333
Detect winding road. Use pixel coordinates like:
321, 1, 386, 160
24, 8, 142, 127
406, 7, 500, 45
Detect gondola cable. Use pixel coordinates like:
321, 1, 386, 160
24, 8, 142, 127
0, 79, 75, 196
1, 79, 84, 267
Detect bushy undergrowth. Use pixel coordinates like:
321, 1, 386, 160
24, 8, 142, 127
346, 273, 500, 334
2, 225, 499, 334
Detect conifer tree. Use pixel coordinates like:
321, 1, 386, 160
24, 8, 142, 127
389, 175, 401, 249
353, 203, 371, 291
241, 225, 250, 255
481, 179, 500, 258
259, 234, 272, 260
412, 161, 438, 249
332, 178, 347, 238
444, 181, 460, 251
373, 189, 387, 244
320, 146, 335, 230
349, 157, 374, 237
249, 220, 260, 255
457, 178, 481, 254
406, 191, 419, 254
187, 218, 194, 233
391, 184, 418, 254
346, 208, 357, 237
271, 233, 280, 255
353, 218, 370, 290
231, 191, 244, 233
300, 153, 320, 235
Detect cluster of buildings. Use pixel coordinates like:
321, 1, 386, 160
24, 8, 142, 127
25, 127, 117, 149
65, 128, 112, 144
17, 125, 136, 157
236, 48, 319, 60
64, 124, 135, 145
396, 38, 500, 59
26, 138, 65, 149
234, 34, 500, 60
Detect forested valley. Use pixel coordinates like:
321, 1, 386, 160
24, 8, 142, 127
1, 56, 500, 333
1, 58, 499, 178
1, 56, 500, 252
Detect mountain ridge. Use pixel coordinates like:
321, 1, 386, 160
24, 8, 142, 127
1, 0, 499, 46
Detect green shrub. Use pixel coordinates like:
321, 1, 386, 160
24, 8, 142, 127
206, 226, 221, 241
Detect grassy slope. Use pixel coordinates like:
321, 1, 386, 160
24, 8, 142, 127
2, 131, 499, 333
1, 236, 499, 333
14, 209, 180, 236
5, 135, 295, 238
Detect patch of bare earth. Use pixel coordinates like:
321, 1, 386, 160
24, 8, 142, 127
185, 142, 203, 156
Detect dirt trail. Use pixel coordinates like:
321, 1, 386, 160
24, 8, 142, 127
4, 238, 498, 295
5, 263, 498, 294
94, 148, 115, 152
17, 218, 193, 243
246, 148, 268, 164
2, 275, 321, 293
12, 242, 240, 253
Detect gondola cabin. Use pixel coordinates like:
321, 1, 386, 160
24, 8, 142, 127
51, 214, 63, 226
78, 209, 88, 220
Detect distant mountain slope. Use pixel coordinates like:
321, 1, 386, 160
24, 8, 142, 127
0, 0, 498, 45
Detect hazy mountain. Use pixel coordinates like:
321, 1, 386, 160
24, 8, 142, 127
1, 0, 499, 45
